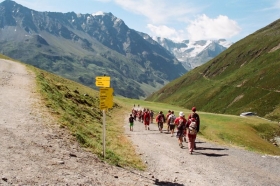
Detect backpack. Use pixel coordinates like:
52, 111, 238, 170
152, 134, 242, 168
145, 115, 149, 122
189, 119, 197, 135
177, 118, 185, 130
129, 117, 134, 123
158, 114, 164, 123
169, 114, 176, 125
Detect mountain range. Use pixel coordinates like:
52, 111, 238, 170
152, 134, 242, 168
0, 0, 229, 99
154, 38, 232, 71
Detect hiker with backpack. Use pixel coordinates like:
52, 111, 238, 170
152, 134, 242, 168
129, 114, 135, 131
187, 107, 200, 154
167, 111, 176, 137
166, 110, 171, 133
143, 109, 151, 130
156, 111, 165, 133
174, 112, 187, 148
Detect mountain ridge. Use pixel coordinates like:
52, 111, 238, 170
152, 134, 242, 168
0, 0, 186, 99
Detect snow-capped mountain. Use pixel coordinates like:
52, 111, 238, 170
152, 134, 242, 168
154, 37, 233, 71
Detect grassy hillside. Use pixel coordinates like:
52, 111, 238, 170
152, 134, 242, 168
26, 65, 146, 170
146, 19, 280, 121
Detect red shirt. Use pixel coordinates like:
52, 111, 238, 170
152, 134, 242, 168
143, 112, 150, 124
174, 116, 187, 126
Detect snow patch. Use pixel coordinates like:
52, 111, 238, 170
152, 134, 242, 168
92, 11, 105, 16
219, 40, 232, 48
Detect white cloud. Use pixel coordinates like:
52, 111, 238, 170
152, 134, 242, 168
147, 24, 185, 42
187, 14, 241, 41
113, 0, 241, 41
114, 0, 198, 24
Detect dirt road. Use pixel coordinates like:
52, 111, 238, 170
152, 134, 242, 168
1, 59, 280, 185
124, 114, 280, 185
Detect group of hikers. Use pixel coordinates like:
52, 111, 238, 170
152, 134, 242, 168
129, 106, 200, 154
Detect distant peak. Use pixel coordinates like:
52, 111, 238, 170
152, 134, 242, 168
1, 0, 17, 5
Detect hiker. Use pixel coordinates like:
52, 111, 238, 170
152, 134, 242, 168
174, 111, 187, 148
166, 110, 171, 133
143, 109, 151, 130
138, 110, 142, 122
150, 110, 154, 123
133, 109, 137, 120
156, 111, 165, 133
187, 107, 200, 153
129, 114, 135, 131
167, 111, 176, 137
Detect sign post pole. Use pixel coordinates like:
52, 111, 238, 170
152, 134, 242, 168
102, 109, 106, 158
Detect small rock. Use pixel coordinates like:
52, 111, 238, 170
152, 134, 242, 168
69, 153, 77, 157
2, 177, 8, 182
57, 161, 65, 164
114, 176, 118, 178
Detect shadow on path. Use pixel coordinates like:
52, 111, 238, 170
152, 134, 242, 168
154, 179, 184, 186
194, 145, 229, 157
194, 151, 228, 157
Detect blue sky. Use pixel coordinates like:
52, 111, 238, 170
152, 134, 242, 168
2, 0, 280, 42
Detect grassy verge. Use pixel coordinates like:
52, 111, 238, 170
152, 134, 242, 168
116, 96, 280, 155
27, 66, 145, 170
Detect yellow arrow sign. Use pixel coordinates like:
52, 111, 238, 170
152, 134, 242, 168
96, 76, 110, 81
99, 87, 114, 109
95, 80, 110, 87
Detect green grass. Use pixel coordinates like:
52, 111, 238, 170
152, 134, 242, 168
27, 65, 146, 170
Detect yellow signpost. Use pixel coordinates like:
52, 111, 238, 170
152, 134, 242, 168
95, 76, 113, 158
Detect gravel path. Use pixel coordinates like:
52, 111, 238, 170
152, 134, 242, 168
1, 59, 280, 186
124, 112, 280, 186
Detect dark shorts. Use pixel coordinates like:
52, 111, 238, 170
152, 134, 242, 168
176, 129, 184, 138
158, 122, 163, 128
170, 124, 175, 130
